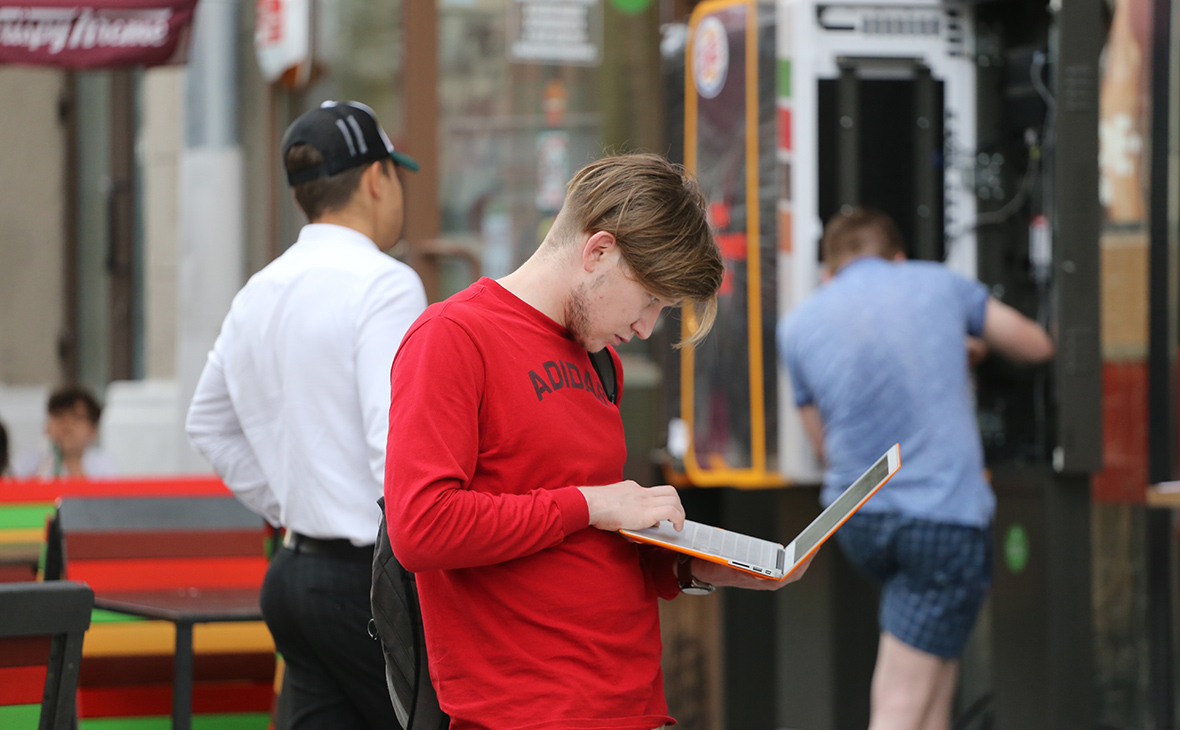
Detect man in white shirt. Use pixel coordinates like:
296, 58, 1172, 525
186, 101, 427, 730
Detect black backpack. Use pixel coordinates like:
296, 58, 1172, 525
371, 496, 449, 730
370, 348, 617, 729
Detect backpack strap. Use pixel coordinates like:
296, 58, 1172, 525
588, 348, 618, 405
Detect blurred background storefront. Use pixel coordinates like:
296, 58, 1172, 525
0, 0, 685, 477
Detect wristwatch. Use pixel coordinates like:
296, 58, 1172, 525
677, 554, 715, 595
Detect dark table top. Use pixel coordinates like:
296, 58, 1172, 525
94, 586, 262, 624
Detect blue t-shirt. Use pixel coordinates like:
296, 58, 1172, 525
778, 256, 992, 526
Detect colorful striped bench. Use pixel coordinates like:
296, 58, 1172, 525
0, 478, 277, 730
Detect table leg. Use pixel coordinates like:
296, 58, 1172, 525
173, 621, 194, 730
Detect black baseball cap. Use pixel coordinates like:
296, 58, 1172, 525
281, 100, 420, 186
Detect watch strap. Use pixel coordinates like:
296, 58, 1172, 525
677, 554, 715, 594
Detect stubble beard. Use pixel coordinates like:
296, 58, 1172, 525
565, 282, 596, 352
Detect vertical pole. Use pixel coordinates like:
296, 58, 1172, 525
108, 70, 135, 382
836, 62, 859, 210
992, 1, 1101, 727
60, 73, 79, 383
266, 87, 279, 264
1147, 0, 1178, 484
1046, 2, 1101, 728
176, 0, 244, 471
402, 1, 441, 302
172, 622, 194, 730
1051, 0, 1103, 473
912, 64, 938, 261
1146, 0, 1176, 725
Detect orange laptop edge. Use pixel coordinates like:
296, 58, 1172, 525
620, 444, 901, 582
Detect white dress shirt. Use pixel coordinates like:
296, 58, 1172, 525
186, 224, 426, 545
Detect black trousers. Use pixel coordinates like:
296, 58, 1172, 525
261, 546, 397, 730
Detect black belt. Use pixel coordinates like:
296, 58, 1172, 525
282, 531, 374, 563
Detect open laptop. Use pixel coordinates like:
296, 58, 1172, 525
620, 444, 900, 582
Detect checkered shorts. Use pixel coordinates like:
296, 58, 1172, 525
836, 513, 992, 659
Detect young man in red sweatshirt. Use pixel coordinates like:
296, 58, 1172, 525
385, 153, 809, 730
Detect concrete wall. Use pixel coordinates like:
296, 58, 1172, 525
0, 384, 50, 472
0, 66, 191, 475
0, 68, 66, 387
141, 66, 186, 381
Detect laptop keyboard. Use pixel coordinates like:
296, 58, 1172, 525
690, 525, 779, 571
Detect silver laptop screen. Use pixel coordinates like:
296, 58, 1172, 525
792, 452, 891, 560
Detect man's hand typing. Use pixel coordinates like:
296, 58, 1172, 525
578, 482, 686, 533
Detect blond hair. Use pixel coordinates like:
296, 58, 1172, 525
553, 153, 723, 347
821, 208, 905, 272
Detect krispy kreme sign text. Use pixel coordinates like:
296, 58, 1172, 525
0, 0, 196, 68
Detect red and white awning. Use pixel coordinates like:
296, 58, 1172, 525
0, 0, 197, 69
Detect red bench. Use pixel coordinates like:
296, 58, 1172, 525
0, 477, 234, 585
52, 494, 277, 726
0, 478, 277, 730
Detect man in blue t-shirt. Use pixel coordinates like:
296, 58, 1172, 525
778, 209, 1054, 730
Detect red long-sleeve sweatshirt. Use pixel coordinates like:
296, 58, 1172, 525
385, 278, 680, 730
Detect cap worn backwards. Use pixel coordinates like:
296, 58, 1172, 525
281, 100, 420, 186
